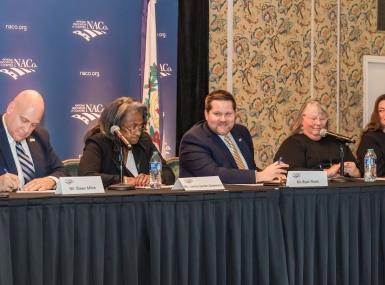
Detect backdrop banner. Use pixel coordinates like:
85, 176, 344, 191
0, 0, 177, 160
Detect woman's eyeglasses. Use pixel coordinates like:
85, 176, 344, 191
122, 124, 146, 134
302, 115, 327, 124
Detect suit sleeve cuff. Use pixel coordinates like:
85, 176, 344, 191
48, 176, 59, 189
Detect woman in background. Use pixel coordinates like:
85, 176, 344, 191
78, 97, 174, 187
356, 94, 385, 177
274, 99, 360, 178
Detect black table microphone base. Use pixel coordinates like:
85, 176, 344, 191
108, 183, 135, 190
330, 176, 355, 183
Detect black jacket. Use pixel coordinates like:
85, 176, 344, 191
78, 132, 175, 187
357, 130, 385, 177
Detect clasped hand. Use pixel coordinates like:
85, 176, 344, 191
326, 162, 360, 178
124, 173, 151, 187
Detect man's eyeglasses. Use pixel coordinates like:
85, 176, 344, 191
122, 124, 146, 134
302, 115, 327, 124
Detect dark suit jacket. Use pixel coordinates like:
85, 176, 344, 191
179, 121, 261, 184
0, 115, 69, 179
78, 132, 175, 187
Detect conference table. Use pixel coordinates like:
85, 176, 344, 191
0, 181, 384, 285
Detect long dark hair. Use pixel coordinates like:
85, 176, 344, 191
84, 97, 148, 151
362, 94, 385, 133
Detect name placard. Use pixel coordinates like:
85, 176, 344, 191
286, 171, 328, 187
171, 176, 225, 191
55, 176, 105, 194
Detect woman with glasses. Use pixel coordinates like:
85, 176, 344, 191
356, 94, 385, 177
78, 97, 175, 187
273, 99, 360, 178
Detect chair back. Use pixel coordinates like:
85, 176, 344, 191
166, 157, 179, 182
62, 158, 80, 177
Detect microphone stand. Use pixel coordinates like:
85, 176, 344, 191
330, 142, 354, 183
108, 144, 135, 190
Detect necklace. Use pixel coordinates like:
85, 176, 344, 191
305, 136, 332, 169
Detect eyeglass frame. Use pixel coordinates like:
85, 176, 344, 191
122, 123, 147, 134
302, 115, 328, 124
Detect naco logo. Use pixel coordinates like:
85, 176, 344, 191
0, 58, 37, 80
72, 20, 108, 41
71, 104, 104, 124
159, 63, 172, 78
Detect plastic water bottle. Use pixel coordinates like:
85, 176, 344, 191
364, 149, 377, 182
149, 151, 162, 189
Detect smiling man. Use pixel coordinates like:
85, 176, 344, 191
179, 89, 288, 184
0, 90, 69, 192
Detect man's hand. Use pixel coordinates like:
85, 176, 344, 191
256, 161, 289, 182
0, 173, 20, 192
22, 177, 56, 191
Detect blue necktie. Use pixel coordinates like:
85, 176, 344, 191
15, 142, 36, 183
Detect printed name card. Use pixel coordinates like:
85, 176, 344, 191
286, 171, 328, 187
55, 176, 105, 194
172, 176, 225, 191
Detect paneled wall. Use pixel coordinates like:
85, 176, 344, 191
209, 0, 383, 167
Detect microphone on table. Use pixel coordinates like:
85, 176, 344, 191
110, 125, 132, 149
320, 129, 355, 183
108, 125, 135, 191
320, 129, 355, 144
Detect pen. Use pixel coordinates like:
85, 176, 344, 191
3, 168, 18, 192
278, 157, 282, 164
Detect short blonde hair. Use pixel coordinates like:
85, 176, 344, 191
290, 99, 328, 134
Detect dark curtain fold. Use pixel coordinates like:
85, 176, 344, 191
176, 0, 209, 155
0, 200, 12, 284
280, 185, 385, 285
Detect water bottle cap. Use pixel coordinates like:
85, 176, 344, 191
368, 149, 374, 151
153, 151, 158, 154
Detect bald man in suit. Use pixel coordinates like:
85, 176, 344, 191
0, 90, 69, 192
179, 90, 288, 184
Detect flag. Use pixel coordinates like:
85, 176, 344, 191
141, 0, 161, 150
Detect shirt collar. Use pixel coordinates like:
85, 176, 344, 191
2, 114, 25, 145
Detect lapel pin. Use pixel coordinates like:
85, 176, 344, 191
29, 137, 35, 142
239, 138, 242, 142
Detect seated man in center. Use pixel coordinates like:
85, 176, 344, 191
179, 90, 288, 184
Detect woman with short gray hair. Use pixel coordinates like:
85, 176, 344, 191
274, 99, 360, 178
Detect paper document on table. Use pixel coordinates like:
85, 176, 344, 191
232, 184, 264, 186
136, 185, 174, 189
17, 190, 56, 193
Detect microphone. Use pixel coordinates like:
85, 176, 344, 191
320, 129, 355, 144
110, 125, 132, 149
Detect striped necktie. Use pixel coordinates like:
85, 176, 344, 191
224, 135, 246, 170
15, 141, 36, 183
